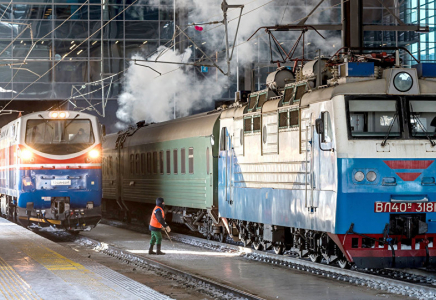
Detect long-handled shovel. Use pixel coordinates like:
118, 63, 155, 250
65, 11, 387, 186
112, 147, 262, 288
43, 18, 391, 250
163, 227, 174, 246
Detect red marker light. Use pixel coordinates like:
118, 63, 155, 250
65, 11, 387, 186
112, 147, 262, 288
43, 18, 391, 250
194, 26, 203, 31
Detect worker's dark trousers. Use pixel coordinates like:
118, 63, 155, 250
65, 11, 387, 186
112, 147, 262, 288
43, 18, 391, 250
150, 230, 163, 245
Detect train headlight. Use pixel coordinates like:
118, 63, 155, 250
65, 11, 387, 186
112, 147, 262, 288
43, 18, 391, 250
210, 135, 215, 146
354, 171, 365, 182
21, 150, 32, 160
393, 72, 413, 92
89, 150, 99, 159
49, 111, 69, 118
367, 171, 377, 182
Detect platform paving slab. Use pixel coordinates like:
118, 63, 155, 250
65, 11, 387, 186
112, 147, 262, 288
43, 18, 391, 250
0, 218, 172, 300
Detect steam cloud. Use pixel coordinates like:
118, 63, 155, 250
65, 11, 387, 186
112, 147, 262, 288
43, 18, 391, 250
116, 0, 341, 128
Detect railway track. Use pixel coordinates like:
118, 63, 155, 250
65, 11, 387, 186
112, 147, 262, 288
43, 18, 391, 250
100, 218, 436, 300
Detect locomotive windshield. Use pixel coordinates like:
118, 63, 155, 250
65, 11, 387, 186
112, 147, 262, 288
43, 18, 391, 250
348, 100, 401, 137
408, 100, 436, 138
25, 119, 95, 155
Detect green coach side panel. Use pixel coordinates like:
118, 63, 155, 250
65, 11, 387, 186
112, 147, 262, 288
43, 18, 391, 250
119, 112, 221, 210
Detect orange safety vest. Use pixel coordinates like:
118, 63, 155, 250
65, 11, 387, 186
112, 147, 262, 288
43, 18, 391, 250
150, 206, 165, 228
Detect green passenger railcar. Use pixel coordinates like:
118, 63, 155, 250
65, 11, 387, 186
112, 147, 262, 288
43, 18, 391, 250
102, 111, 223, 239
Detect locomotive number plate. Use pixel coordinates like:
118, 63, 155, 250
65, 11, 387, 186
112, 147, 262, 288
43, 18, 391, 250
375, 202, 436, 213
51, 180, 71, 186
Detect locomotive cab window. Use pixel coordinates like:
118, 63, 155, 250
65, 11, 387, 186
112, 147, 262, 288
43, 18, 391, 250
248, 94, 258, 111
408, 100, 436, 138
283, 86, 294, 104
25, 119, 95, 155
294, 84, 306, 102
347, 99, 401, 138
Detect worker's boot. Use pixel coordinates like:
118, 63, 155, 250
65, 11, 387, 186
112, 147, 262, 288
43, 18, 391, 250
156, 244, 165, 255
148, 244, 156, 255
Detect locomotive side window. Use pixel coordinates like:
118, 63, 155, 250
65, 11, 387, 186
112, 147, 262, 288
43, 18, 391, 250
147, 152, 152, 174
181, 148, 186, 174
173, 149, 178, 174
244, 118, 251, 133
220, 127, 227, 151
166, 150, 171, 174
130, 154, 134, 174
253, 116, 261, 131
140, 153, 145, 174
159, 151, 164, 174
279, 111, 288, 128
188, 147, 194, 174
135, 154, 140, 174
153, 151, 157, 174
294, 85, 306, 102
348, 100, 400, 137
290, 110, 299, 127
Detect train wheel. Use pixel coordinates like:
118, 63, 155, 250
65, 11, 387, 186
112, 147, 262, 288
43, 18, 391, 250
273, 245, 284, 255
337, 259, 350, 269
309, 254, 322, 263
215, 232, 226, 243
253, 242, 263, 251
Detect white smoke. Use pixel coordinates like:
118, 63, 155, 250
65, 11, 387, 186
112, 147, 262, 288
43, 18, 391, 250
116, 0, 341, 128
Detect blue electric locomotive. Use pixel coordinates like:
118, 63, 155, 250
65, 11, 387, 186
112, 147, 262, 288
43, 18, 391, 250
0, 110, 103, 232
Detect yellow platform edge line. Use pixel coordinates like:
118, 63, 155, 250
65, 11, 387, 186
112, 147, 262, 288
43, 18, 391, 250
0, 255, 41, 300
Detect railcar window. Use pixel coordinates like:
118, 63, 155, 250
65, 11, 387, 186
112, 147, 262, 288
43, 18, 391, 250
348, 100, 400, 137
173, 149, 178, 174
153, 151, 157, 174
135, 154, 140, 174
25, 119, 95, 155
290, 110, 299, 127
166, 150, 171, 174
159, 151, 163, 174
147, 152, 152, 174
294, 85, 306, 102
141, 153, 145, 174
189, 147, 194, 174
206, 147, 210, 174
109, 156, 113, 176
181, 148, 186, 174
408, 100, 436, 138
130, 154, 134, 174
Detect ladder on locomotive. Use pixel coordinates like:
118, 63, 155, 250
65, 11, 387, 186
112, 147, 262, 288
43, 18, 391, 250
300, 113, 315, 212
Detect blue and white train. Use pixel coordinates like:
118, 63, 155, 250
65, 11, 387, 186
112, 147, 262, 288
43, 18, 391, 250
102, 52, 436, 269
0, 110, 103, 232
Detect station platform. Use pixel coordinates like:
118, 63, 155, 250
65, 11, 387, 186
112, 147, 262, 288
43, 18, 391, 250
0, 218, 172, 300
80, 223, 409, 300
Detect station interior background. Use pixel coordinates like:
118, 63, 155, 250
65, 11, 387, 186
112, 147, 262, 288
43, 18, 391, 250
0, 0, 434, 133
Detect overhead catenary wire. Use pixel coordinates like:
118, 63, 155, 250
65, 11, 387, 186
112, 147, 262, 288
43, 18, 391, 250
0, 0, 141, 113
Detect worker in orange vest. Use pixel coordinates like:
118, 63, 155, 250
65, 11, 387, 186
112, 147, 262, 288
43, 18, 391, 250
149, 197, 171, 255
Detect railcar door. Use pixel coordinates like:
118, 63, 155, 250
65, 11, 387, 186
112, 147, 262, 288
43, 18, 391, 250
219, 127, 233, 205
